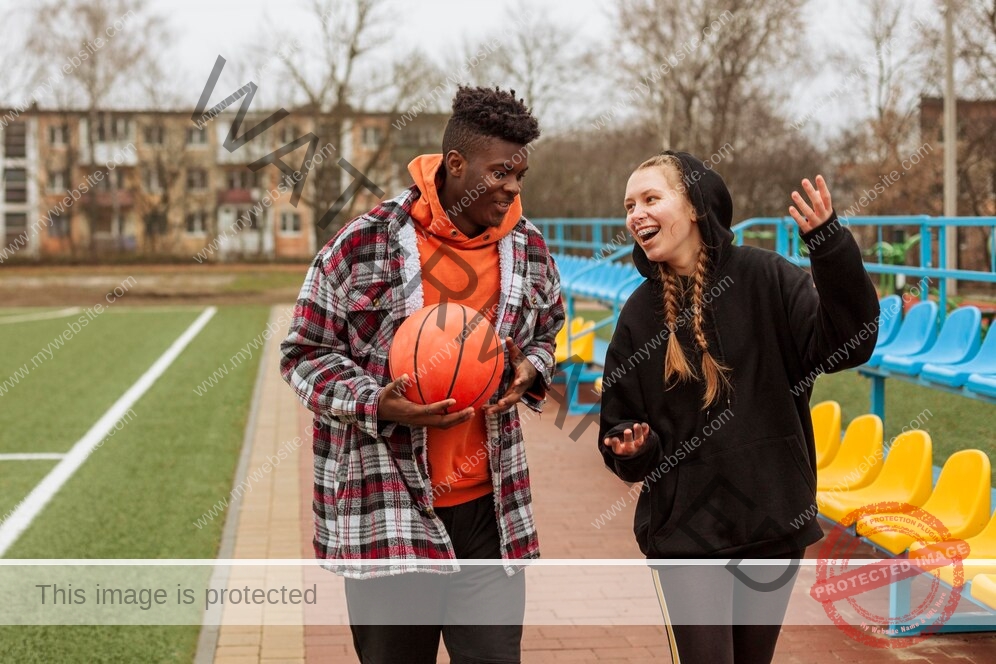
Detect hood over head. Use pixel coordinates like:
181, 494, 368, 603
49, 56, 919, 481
632, 150, 735, 279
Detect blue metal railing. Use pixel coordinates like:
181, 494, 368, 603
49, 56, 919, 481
535, 215, 996, 319
536, 215, 996, 414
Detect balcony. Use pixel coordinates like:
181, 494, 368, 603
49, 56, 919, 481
82, 190, 135, 207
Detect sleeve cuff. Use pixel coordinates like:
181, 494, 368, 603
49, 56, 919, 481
520, 354, 550, 412
601, 422, 659, 460
801, 212, 846, 255
354, 384, 396, 440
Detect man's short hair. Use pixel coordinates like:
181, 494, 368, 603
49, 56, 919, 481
441, 86, 541, 157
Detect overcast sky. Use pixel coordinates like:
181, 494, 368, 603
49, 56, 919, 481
3, 0, 941, 142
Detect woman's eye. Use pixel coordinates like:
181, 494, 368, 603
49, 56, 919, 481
647, 196, 658, 204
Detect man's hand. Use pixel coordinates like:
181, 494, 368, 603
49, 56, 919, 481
482, 337, 538, 416
604, 423, 652, 457
789, 175, 834, 232
377, 374, 474, 429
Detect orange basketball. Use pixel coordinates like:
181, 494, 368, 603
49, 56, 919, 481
389, 303, 505, 411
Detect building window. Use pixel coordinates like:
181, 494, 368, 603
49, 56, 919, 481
94, 169, 125, 191
186, 126, 208, 145
280, 123, 299, 144
235, 205, 260, 230
4, 121, 27, 158
4, 212, 27, 245
361, 126, 382, 149
4, 168, 27, 203
49, 124, 68, 146
280, 211, 301, 234
185, 211, 208, 234
97, 116, 131, 142
186, 168, 208, 191
143, 168, 162, 193
94, 211, 127, 236
144, 125, 165, 145
48, 170, 69, 194
226, 169, 259, 190
48, 210, 70, 237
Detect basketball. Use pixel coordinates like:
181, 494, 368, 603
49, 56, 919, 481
388, 303, 505, 411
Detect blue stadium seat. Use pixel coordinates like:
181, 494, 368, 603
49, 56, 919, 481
922, 324, 996, 387
866, 301, 939, 368
880, 306, 981, 375
876, 295, 903, 347
966, 373, 996, 398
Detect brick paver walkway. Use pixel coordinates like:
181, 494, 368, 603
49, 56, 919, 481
206, 305, 996, 663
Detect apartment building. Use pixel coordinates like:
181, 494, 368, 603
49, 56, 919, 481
0, 106, 447, 261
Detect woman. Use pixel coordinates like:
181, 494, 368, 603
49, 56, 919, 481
598, 151, 879, 663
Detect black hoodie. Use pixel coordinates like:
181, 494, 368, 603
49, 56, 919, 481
597, 152, 880, 559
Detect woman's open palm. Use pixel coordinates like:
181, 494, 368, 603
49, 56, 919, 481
789, 175, 833, 233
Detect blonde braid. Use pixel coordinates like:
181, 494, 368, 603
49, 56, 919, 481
690, 248, 731, 408
659, 263, 696, 386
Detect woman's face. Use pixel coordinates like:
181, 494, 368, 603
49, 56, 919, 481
624, 167, 701, 272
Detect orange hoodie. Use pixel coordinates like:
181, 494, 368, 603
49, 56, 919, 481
408, 154, 521, 507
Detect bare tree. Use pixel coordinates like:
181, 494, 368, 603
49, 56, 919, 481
278, 0, 384, 245
25, 0, 168, 256
447, 1, 585, 127
609, 0, 806, 155
952, 0, 996, 96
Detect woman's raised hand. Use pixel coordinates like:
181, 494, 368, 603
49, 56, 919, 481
789, 175, 834, 233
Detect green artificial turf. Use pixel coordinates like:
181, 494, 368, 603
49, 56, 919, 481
0, 305, 270, 663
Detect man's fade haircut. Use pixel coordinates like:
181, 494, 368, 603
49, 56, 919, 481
441, 86, 541, 158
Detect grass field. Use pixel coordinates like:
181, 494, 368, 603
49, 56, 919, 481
0, 304, 270, 663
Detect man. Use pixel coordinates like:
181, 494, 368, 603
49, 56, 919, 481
279, 86, 564, 664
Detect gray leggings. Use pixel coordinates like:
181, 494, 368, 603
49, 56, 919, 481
651, 551, 803, 664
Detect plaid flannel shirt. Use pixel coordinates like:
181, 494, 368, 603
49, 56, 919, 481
279, 185, 564, 579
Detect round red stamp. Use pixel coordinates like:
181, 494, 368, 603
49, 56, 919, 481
810, 501, 968, 648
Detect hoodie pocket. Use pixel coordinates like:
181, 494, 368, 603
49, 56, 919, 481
649, 435, 815, 556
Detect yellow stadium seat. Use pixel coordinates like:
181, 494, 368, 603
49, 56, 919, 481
817, 430, 932, 523
857, 449, 992, 555
970, 573, 996, 610
555, 317, 595, 364
816, 414, 883, 492
911, 509, 996, 586
593, 376, 603, 394
812, 400, 842, 469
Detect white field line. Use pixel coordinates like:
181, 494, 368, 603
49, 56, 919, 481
0, 307, 81, 325
105, 306, 209, 314
0, 453, 66, 461
0, 306, 217, 557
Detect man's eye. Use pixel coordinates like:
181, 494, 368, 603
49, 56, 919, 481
493, 171, 504, 180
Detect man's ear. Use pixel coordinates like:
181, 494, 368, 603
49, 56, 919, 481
444, 149, 466, 179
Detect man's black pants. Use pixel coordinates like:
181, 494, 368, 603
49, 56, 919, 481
345, 493, 525, 664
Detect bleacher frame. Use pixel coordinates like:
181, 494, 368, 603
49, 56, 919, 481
534, 215, 996, 416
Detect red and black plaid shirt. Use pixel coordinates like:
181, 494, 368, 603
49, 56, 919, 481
279, 185, 564, 578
